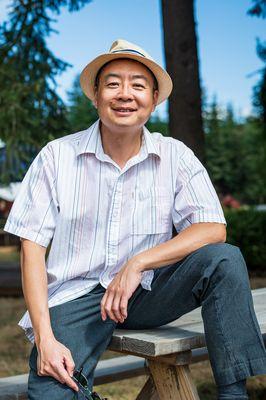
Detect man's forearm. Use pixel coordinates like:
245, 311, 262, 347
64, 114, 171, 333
20, 239, 54, 344
133, 222, 226, 272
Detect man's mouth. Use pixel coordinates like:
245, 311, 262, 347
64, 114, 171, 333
112, 107, 137, 113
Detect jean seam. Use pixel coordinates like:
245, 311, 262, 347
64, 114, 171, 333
247, 297, 266, 350
214, 297, 242, 368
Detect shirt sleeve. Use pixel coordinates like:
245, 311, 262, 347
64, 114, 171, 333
172, 143, 226, 233
3, 144, 59, 247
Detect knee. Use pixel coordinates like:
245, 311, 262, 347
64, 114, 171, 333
213, 242, 242, 259
198, 242, 242, 261
205, 243, 248, 283
198, 242, 247, 277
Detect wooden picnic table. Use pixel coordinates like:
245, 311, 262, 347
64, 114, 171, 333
108, 287, 266, 400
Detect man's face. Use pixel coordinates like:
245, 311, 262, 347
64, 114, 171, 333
93, 59, 159, 132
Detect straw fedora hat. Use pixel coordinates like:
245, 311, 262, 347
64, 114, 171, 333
80, 39, 173, 105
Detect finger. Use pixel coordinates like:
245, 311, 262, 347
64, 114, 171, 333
101, 292, 108, 321
55, 364, 79, 392
120, 294, 128, 319
112, 291, 124, 322
104, 289, 118, 322
63, 353, 75, 377
37, 355, 41, 375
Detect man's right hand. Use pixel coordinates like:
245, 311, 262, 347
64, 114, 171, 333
36, 336, 79, 392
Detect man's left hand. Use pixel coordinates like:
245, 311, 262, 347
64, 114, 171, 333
100, 258, 143, 323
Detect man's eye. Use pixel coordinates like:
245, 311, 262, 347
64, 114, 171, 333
107, 82, 119, 87
133, 83, 145, 89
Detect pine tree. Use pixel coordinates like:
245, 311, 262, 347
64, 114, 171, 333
205, 97, 225, 193
67, 75, 98, 132
0, 0, 92, 184
247, 0, 266, 203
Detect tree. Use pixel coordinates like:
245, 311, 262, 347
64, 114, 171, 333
0, 0, 92, 184
67, 75, 98, 132
247, 0, 266, 18
204, 97, 265, 204
146, 114, 169, 136
247, 0, 266, 124
247, 0, 266, 203
205, 97, 229, 195
161, 0, 205, 161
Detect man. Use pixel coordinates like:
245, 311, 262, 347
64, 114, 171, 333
4, 39, 266, 399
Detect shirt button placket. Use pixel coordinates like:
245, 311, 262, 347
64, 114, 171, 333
102, 175, 123, 286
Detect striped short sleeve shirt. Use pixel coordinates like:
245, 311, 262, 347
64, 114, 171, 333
4, 119, 226, 342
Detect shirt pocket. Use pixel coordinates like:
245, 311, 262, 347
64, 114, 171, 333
132, 186, 173, 234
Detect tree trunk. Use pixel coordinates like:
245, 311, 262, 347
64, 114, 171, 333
161, 0, 205, 161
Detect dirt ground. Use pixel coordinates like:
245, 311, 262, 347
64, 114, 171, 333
0, 276, 265, 399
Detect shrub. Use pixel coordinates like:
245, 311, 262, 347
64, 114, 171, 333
224, 208, 266, 272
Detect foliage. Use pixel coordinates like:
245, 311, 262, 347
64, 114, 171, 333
67, 75, 98, 132
146, 114, 169, 136
204, 100, 265, 204
225, 209, 266, 271
247, 0, 266, 18
0, 0, 92, 184
247, 1, 266, 205
247, 1, 266, 121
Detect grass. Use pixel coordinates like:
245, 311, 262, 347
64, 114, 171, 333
0, 277, 265, 399
0, 246, 20, 262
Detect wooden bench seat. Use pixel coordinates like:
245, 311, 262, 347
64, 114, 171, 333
108, 287, 266, 399
1, 288, 265, 399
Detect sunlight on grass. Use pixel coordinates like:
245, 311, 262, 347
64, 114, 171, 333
0, 247, 20, 262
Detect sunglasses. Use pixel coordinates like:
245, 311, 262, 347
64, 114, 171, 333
71, 366, 108, 400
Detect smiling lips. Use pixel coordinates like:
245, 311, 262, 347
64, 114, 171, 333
112, 107, 137, 114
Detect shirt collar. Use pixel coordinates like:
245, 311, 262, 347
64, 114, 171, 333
76, 118, 161, 160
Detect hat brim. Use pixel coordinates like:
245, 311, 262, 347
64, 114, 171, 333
80, 52, 173, 105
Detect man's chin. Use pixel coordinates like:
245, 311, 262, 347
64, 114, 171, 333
100, 116, 145, 132
111, 117, 139, 128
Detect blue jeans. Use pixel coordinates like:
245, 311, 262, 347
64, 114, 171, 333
28, 243, 266, 399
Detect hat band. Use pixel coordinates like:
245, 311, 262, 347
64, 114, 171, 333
111, 49, 146, 57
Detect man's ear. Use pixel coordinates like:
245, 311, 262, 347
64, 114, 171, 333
152, 90, 159, 111
93, 90, 98, 108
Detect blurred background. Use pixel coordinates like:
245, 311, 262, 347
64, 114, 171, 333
0, 1, 265, 399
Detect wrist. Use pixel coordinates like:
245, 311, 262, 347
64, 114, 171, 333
34, 328, 55, 347
132, 254, 149, 273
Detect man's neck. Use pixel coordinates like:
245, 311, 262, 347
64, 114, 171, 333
99, 121, 143, 169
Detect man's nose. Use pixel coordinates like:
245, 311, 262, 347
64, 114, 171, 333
116, 84, 133, 101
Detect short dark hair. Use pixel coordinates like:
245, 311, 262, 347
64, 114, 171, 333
94, 58, 159, 92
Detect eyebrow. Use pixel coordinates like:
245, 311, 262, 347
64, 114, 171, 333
104, 73, 149, 83
131, 74, 149, 83
104, 73, 120, 81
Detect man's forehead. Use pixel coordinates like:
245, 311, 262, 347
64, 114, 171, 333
103, 73, 149, 82
99, 58, 154, 80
